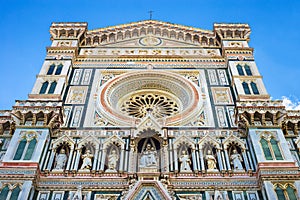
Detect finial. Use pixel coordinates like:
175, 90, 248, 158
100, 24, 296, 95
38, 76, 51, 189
148, 11, 154, 20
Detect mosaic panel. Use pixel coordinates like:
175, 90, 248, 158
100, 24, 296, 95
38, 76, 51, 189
71, 69, 83, 85
227, 106, 237, 127
208, 70, 218, 85
62, 106, 72, 127
70, 106, 83, 127
212, 87, 233, 105
217, 69, 229, 85
215, 106, 228, 127
81, 69, 92, 85
66, 86, 88, 104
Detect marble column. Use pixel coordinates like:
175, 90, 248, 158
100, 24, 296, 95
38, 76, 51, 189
224, 149, 231, 171
19, 181, 33, 200
66, 148, 74, 171
199, 149, 205, 172
242, 150, 250, 171
169, 139, 174, 172
92, 148, 99, 171
295, 181, 300, 200
119, 148, 125, 172
46, 149, 55, 171
191, 149, 198, 172
100, 149, 107, 172
174, 148, 178, 173
73, 149, 81, 171
263, 181, 278, 200
217, 150, 223, 171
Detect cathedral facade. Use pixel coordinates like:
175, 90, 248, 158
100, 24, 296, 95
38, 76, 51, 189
0, 20, 299, 200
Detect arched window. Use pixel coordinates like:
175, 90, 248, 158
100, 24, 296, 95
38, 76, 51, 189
270, 138, 283, 160
286, 185, 297, 200
275, 186, 286, 200
244, 65, 252, 76
24, 138, 37, 160
242, 82, 251, 94
48, 81, 57, 94
55, 64, 63, 75
39, 81, 49, 94
275, 185, 297, 200
237, 64, 244, 75
10, 186, 21, 200
261, 136, 284, 160
13, 138, 27, 160
47, 64, 55, 75
0, 185, 9, 199
251, 82, 260, 94
260, 138, 273, 160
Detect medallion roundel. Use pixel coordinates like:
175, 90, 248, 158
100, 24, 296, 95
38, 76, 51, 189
139, 35, 162, 46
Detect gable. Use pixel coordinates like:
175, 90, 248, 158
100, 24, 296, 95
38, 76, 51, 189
80, 20, 219, 48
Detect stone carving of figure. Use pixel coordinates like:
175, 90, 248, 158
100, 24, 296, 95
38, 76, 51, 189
80, 149, 93, 170
205, 150, 217, 171
179, 150, 192, 172
139, 143, 157, 167
106, 149, 119, 172
54, 149, 67, 170
230, 149, 243, 171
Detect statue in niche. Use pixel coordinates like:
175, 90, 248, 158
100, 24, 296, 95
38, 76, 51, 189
139, 143, 157, 168
179, 150, 192, 172
80, 149, 93, 170
205, 150, 217, 171
106, 149, 119, 172
54, 148, 67, 170
230, 149, 244, 171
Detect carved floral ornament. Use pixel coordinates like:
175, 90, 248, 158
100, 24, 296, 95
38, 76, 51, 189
96, 70, 202, 126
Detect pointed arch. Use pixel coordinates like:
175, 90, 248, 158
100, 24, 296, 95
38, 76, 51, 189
242, 82, 251, 94
223, 134, 246, 150
0, 185, 9, 200
10, 185, 21, 200
237, 64, 244, 75
103, 134, 125, 150
47, 64, 56, 75
250, 82, 259, 94
23, 137, 37, 160
48, 81, 57, 94
13, 138, 27, 160
55, 64, 63, 75
173, 135, 195, 150
244, 64, 252, 75
77, 134, 100, 153
198, 135, 221, 150
260, 137, 272, 160
39, 81, 49, 94
52, 134, 75, 151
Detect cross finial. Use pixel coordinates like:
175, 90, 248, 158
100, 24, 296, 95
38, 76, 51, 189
148, 11, 154, 20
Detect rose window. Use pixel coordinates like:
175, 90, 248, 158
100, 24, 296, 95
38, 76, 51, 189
120, 93, 179, 118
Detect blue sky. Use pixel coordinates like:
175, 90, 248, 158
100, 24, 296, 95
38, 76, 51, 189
0, 0, 299, 110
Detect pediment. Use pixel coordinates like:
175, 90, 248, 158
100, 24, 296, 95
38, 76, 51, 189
124, 180, 172, 200
80, 20, 218, 47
